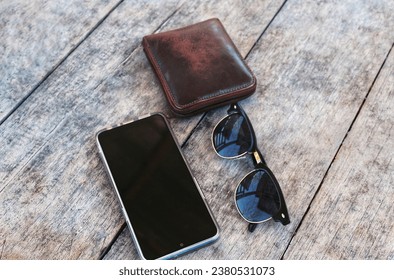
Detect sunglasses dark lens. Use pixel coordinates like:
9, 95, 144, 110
235, 169, 281, 223
213, 113, 252, 158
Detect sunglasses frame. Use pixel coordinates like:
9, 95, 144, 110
212, 103, 290, 232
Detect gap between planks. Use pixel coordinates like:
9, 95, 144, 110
118, 2, 186, 68
280, 42, 394, 260
0, 0, 125, 127
97, 5, 189, 259
99, 0, 290, 260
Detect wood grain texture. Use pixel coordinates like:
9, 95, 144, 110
0, 0, 122, 122
0, 0, 185, 259
0, 0, 283, 260
1, 0, 393, 261
283, 47, 394, 260
191, 0, 393, 259
102, 0, 288, 260
104, 0, 394, 260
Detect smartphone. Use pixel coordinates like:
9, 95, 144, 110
96, 114, 219, 259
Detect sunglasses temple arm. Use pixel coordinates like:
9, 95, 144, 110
248, 223, 257, 232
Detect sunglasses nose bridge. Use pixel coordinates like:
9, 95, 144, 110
251, 149, 267, 167
253, 151, 263, 164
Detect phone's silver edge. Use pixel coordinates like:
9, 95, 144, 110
95, 113, 220, 260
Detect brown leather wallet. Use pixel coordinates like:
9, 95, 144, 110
142, 18, 256, 116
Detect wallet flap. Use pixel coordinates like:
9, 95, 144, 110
143, 18, 256, 115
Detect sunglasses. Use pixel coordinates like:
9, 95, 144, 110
212, 103, 290, 232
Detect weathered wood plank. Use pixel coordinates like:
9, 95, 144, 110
0, 0, 185, 259
0, 0, 287, 260
102, 0, 288, 260
0, 0, 122, 122
283, 46, 394, 260
1, 0, 393, 261
104, 0, 394, 260
185, 0, 393, 259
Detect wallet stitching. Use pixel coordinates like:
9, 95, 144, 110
143, 19, 256, 111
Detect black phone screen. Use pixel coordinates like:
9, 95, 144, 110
97, 114, 218, 259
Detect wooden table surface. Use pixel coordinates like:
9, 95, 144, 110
1, 0, 393, 260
